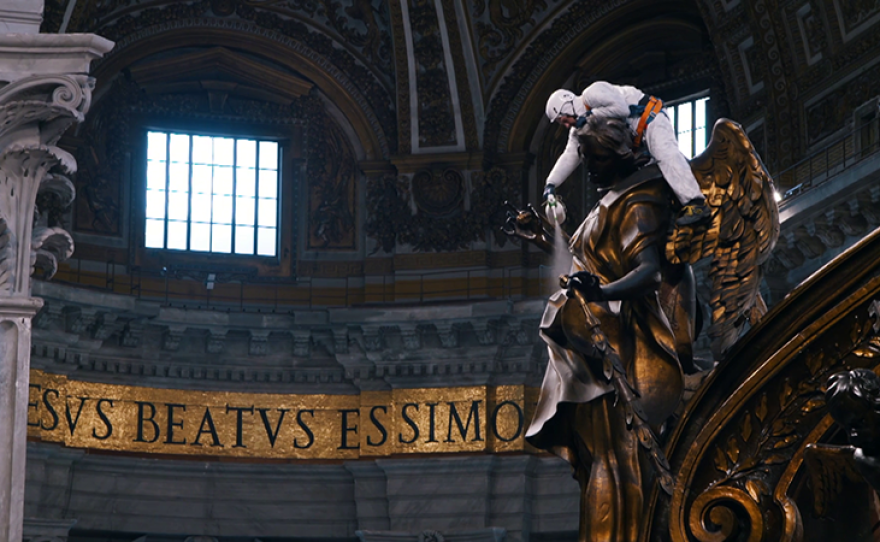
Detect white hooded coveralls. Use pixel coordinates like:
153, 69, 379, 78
545, 81, 704, 206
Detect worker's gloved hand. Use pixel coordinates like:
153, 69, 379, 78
542, 184, 566, 225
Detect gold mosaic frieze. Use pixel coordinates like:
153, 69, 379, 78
27, 370, 538, 459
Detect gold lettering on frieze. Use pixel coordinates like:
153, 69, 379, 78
26, 371, 538, 459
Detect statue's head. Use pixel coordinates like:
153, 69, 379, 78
575, 116, 642, 186
826, 368, 880, 455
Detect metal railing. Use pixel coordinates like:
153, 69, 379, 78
775, 116, 880, 203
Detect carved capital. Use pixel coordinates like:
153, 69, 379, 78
362, 326, 385, 352
332, 328, 350, 354
0, 34, 112, 303
249, 330, 270, 356
292, 330, 311, 357
121, 321, 143, 348
91, 312, 119, 341
206, 329, 227, 354
162, 325, 187, 352
435, 322, 460, 348
0, 144, 76, 295
473, 321, 497, 345
400, 324, 421, 350
33, 301, 63, 330
64, 306, 97, 335
791, 226, 825, 259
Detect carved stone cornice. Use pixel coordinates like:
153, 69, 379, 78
29, 281, 546, 391
763, 155, 880, 296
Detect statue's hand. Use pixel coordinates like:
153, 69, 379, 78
502, 201, 542, 240
562, 271, 606, 301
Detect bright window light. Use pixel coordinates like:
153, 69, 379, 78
669, 95, 710, 159
145, 132, 279, 257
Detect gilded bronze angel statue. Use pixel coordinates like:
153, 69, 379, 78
503, 116, 779, 542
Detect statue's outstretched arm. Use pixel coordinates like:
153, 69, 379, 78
601, 247, 662, 299
501, 201, 566, 254
566, 247, 661, 301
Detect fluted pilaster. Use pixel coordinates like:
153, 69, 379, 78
0, 29, 112, 542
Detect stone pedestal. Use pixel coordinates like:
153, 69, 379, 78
0, 29, 112, 542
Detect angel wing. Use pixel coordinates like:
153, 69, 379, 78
666, 119, 780, 357
804, 444, 866, 517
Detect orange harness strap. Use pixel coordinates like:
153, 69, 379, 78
633, 96, 663, 147
582, 95, 592, 115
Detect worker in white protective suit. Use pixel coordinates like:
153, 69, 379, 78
543, 81, 710, 226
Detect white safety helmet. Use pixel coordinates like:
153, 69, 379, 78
545, 89, 587, 123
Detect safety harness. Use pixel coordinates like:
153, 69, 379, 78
629, 95, 663, 147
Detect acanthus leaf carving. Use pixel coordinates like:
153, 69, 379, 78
0, 144, 77, 295
31, 226, 74, 280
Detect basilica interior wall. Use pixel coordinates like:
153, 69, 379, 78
14, 0, 880, 540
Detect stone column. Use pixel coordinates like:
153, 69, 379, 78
0, 23, 112, 542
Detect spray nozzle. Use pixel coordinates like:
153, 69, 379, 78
544, 194, 567, 226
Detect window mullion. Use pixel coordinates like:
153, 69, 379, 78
164, 133, 170, 249
688, 100, 693, 158
254, 143, 260, 256
209, 137, 214, 252
673, 104, 679, 138
187, 135, 193, 251
232, 138, 238, 254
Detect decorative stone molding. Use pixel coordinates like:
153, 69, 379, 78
504, 320, 531, 346
33, 301, 63, 329
362, 325, 385, 352
91, 311, 118, 341
248, 330, 270, 356
121, 320, 143, 347
206, 328, 227, 354
64, 306, 96, 335
162, 325, 186, 352
332, 328, 350, 354
28, 282, 551, 393
473, 321, 497, 346
292, 330, 311, 357
435, 322, 460, 348
400, 324, 421, 350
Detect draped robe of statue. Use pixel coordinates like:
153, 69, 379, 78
525, 165, 689, 542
